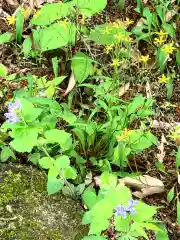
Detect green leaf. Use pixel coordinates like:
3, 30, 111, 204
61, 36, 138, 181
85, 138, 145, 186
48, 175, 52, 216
155, 223, 169, 240
167, 77, 173, 101
0, 32, 13, 44
162, 23, 176, 38
28, 152, 40, 164
48, 165, 59, 178
114, 216, 130, 232
39, 157, 53, 169
20, 98, 42, 122
55, 155, 70, 169
156, 6, 165, 23
167, 186, 174, 203
132, 201, 157, 222
89, 218, 109, 235
31, 2, 73, 26
36, 23, 76, 52
127, 95, 145, 115
157, 48, 168, 72
64, 167, 77, 179
82, 187, 98, 210
44, 129, 72, 150
52, 57, 59, 78
177, 199, 180, 225
0, 63, 8, 78
82, 211, 92, 225
176, 50, 180, 66
72, 51, 93, 83
47, 177, 64, 195
143, 7, 152, 31
176, 147, 180, 169
72, 0, 107, 17
137, 0, 144, 15
10, 127, 39, 153
16, 9, 24, 43
131, 222, 148, 239
23, 37, 32, 58
119, 0, 125, 11
51, 76, 66, 86
0, 146, 16, 162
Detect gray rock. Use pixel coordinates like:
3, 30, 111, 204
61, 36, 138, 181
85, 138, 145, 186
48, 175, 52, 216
0, 163, 87, 240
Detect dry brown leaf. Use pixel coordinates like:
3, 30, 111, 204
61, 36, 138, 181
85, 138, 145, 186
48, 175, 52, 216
119, 83, 130, 97
145, 81, 152, 98
165, 6, 179, 22
120, 175, 164, 199
63, 72, 76, 97
157, 134, 167, 163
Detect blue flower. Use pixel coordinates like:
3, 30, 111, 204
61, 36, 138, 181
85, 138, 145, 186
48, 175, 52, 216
115, 199, 138, 219
5, 100, 22, 124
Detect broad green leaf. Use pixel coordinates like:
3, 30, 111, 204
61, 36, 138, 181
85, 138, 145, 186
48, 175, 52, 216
156, 6, 165, 23
41, 115, 57, 129
64, 167, 77, 179
48, 76, 66, 86
0, 146, 16, 162
176, 147, 180, 169
143, 7, 152, 31
89, 218, 109, 235
55, 155, 70, 169
39, 157, 53, 169
71, 0, 107, 17
61, 108, 77, 125
82, 211, 92, 225
113, 142, 128, 167
36, 23, 76, 52
0, 63, 8, 78
131, 222, 148, 239
114, 216, 130, 232
162, 23, 176, 38
132, 201, 157, 222
99, 171, 117, 189
155, 223, 169, 240
31, 2, 73, 26
82, 187, 98, 209
44, 129, 72, 150
23, 37, 32, 58
48, 165, 59, 178
46, 85, 55, 98
167, 186, 174, 203
16, 9, 24, 43
73, 128, 86, 150
0, 32, 13, 44
10, 127, 39, 153
127, 95, 145, 115
28, 152, 40, 164
47, 177, 64, 195
72, 52, 93, 83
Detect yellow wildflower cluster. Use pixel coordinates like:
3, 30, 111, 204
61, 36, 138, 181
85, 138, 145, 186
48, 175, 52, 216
154, 30, 167, 46
162, 41, 177, 54
114, 33, 133, 43
124, 18, 134, 26
159, 74, 170, 83
117, 128, 133, 141
111, 59, 122, 67
139, 55, 151, 64
6, 16, 16, 25
105, 44, 114, 54
22, 8, 31, 18
101, 26, 112, 34
113, 19, 125, 29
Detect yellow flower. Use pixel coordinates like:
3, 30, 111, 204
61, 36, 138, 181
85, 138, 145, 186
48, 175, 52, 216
79, 15, 86, 25
114, 33, 122, 41
159, 74, 170, 83
22, 8, 31, 18
125, 18, 134, 25
6, 16, 16, 25
117, 128, 133, 141
105, 44, 114, 54
59, 19, 69, 28
111, 59, 121, 67
139, 55, 151, 64
123, 36, 134, 43
101, 26, 112, 34
34, 11, 40, 19
162, 42, 177, 54
154, 36, 166, 46
155, 30, 167, 36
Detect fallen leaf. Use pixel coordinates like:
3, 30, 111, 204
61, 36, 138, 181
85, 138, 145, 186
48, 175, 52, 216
165, 6, 179, 22
120, 175, 164, 199
157, 134, 167, 163
145, 81, 152, 98
63, 72, 76, 96
119, 83, 130, 97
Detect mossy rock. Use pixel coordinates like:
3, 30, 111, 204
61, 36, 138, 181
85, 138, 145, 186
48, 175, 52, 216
0, 163, 87, 240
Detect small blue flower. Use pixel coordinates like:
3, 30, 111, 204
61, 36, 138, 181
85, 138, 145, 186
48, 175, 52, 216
115, 199, 138, 219
5, 100, 22, 124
